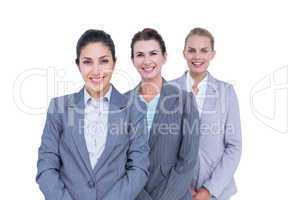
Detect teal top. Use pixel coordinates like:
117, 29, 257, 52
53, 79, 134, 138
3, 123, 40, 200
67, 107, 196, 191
139, 94, 160, 133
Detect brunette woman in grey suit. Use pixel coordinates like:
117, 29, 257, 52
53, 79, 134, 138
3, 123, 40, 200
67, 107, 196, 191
36, 29, 149, 200
125, 28, 201, 200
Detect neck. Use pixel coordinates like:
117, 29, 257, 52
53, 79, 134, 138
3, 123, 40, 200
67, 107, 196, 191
189, 71, 207, 86
140, 76, 163, 96
85, 84, 110, 99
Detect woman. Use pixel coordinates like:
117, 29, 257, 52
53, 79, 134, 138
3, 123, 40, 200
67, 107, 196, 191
126, 28, 200, 200
170, 28, 242, 200
36, 29, 149, 200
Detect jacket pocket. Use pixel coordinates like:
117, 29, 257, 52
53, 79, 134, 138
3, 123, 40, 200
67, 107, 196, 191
160, 163, 174, 178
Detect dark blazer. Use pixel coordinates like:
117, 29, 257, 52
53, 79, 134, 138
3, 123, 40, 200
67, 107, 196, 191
125, 80, 201, 200
36, 85, 149, 200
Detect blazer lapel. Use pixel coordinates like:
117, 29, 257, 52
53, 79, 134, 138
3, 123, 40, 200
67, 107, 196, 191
177, 71, 189, 91
202, 72, 218, 117
148, 79, 179, 149
93, 85, 127, 174
68, 88, 94, 177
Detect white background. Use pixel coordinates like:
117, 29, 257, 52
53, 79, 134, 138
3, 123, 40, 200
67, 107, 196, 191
0, 0, 298, 199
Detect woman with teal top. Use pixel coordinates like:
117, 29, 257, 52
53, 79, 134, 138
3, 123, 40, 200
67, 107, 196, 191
125, 28, 201, 200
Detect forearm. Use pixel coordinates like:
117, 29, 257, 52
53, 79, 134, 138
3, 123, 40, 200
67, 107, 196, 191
203, 85, 242, 198
136, 189, 153, 200
37, 168, 72, 200
103, 169, 148, 200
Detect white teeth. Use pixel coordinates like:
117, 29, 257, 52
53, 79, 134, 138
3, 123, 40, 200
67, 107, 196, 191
143, 67, 155, 72
192, 62, 204, 67
90, 76, 105, 83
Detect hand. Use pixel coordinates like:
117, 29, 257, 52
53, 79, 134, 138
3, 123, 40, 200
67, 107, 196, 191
191, 188, 197, 198
192, 187, 211, 200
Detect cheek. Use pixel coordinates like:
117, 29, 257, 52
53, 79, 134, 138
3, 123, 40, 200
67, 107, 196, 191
79, 66, 89, 77
205, 54, 213, 61
133, 59, 143, 68
184, 54, 193, 62
103, 65, 115, 74
156, 56, 166, 66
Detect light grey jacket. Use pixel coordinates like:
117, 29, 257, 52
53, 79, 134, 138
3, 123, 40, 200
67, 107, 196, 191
125, 80, 201, 200
36, 86, 149, 200
170, 72, 242, 200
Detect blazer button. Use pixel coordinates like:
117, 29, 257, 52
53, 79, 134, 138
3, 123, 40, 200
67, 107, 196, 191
87, 180, 95, 188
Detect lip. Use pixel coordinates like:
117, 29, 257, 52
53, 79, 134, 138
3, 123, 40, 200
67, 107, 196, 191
191, 61, 205, 68
89, 76, 106, 84
142, 66, 156, 73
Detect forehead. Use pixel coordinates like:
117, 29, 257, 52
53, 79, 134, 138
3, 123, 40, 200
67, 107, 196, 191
80, 42, 112, 57
186, 35, 212, 48
133, 39, 161, 52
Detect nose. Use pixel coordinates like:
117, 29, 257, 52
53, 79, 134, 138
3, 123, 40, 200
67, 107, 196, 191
91, 63, 102, 74
194, 52, 203, 60
143, 55, 152, 66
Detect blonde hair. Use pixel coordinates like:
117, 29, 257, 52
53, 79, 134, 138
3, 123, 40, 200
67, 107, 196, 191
184, 27, 215, 50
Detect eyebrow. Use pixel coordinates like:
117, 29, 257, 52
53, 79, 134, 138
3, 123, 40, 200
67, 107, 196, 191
187, 46, 210, 50
150, 49, 160, 52
82, 55, 109, 59
135, 49, 160, 54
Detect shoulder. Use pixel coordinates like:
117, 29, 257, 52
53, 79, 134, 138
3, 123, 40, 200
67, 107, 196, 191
123, 88, 146, 124
168, 75, 187, 91
47, 92, 77, 113
208, 74, 235, 94
208, 75, 238, 109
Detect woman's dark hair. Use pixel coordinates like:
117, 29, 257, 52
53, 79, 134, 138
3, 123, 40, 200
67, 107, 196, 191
130, 28, 166, 58
75, 29, 116, 64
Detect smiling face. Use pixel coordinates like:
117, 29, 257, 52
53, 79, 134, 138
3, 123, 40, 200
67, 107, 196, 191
78, 42, 115, 98
132, 39, 166, 82
183, 35, 215, 75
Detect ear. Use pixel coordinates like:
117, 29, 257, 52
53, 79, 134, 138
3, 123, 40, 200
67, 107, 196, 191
162, 52, 167, 65
76, 59, 81, 71
182, 49, 186, 59
112, 58, 117, 70
210, 50, 216, 60
164, 52, 167, 60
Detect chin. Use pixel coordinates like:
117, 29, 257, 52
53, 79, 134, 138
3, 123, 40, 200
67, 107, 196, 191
141, 74, 157, 82
190, 67, 207, 74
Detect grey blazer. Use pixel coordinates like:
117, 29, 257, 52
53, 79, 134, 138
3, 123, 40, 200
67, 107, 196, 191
36, 86, 149, 200
170, 72, 242, 200
125, 80, 201, 200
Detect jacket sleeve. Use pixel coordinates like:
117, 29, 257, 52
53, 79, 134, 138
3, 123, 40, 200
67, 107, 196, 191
151, 92, 200, 200
202, 85, 242, 198
103, 105, 150, 200
36, 98, 72, 200
136, 189, 153, 200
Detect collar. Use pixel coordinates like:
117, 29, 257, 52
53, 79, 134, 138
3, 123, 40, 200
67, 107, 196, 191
186, 71, 208, 92
84, 85, 112, 106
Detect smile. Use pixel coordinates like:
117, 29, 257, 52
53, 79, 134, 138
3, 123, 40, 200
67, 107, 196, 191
192, 61, 205, 67
89, 76, 106, 84
142, 66, 156, 72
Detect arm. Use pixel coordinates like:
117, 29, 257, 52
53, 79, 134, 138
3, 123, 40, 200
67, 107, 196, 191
36, 98, 72, 200
103, 107, 150, 200
202, 85, 242, 198
152, 92, 201, 200
136, 189, 153, 200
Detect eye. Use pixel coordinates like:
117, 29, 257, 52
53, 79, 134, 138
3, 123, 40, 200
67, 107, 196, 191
201, 48, 209, 53
82, 60, 92, 64
188, 48, 196, 53
136, 53, 144, 57
150, 52, 158, 56
100, 59, 109, 64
